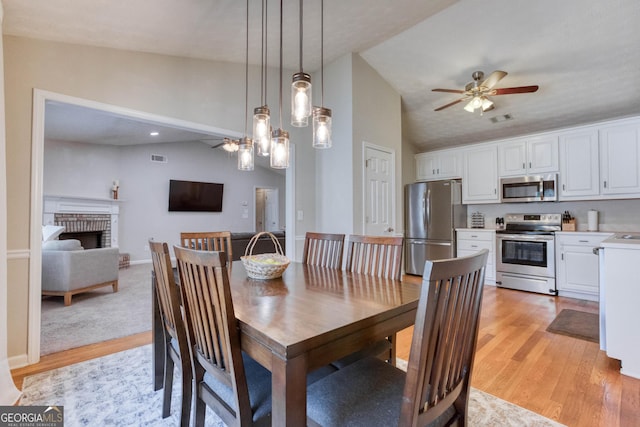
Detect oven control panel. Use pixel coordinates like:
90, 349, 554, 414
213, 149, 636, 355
504, 213, 562, 226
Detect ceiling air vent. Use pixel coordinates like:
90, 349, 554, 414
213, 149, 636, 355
150, 154, 167, 163
489, 114, 514, 124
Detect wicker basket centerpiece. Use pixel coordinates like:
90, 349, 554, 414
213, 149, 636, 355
241, 231, 290, 279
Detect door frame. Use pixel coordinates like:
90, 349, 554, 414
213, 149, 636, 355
361, 141, 397, 235
27, 89, 296, 363
254, 186, 280, 232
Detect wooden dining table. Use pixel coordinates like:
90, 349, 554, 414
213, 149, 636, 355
152, 260, 421, 426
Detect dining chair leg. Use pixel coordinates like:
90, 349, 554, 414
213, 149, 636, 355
162, 352, 175, 418
193, 365, 207, 427
179, 358, 193, 427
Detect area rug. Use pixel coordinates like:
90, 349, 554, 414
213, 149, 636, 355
40, 263, 152, 355
546, 308, 599, 343
20, 345, 565, 426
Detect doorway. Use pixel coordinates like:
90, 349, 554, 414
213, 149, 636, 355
28, 90, 296, 363
255, 187, 279, 232
363, 142, 397, 236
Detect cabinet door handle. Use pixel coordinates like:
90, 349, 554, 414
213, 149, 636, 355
604, 180, 608, 188
529, 162, 532, 168
579, 240, 589, 243
432, 169, 435, 174
471, 245, 478, 248
561, 253, 564, 261
563, 184, 566, 191
522, 162, 525, 169
494, 188, 497, 194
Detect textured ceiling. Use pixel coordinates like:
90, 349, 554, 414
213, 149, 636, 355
4, 0, 640, 152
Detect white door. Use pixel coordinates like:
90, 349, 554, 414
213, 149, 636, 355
263, 188, 279, 231
364, 144, 395, 236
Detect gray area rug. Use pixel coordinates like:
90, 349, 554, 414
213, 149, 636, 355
40, 264, 152, 355
20, 345, 565, 426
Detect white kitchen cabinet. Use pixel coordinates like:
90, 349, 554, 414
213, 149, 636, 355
498, 135, 558, 177
456, 229, 495, 284
415, 149, 461, 181
601, 234, 640, 379
558, 129, 600, 199
555, 232, 612, 301
599, 123, 640, 195
462, 145, 498, 203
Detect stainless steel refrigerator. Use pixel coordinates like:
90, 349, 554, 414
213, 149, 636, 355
405, 180, 467, 275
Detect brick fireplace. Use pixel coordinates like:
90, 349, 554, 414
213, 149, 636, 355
43, 195, 120, 248
54, 213, 111, 248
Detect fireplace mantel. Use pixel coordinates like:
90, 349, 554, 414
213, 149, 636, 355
43, 195, 121, 247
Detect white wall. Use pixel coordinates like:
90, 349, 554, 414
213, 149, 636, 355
43, 139, 285, 260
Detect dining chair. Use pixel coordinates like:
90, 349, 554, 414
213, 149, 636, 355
173, 245, 272, 426
334, 234, 404, 367
306, 249, 489, 427
302, 232, 345, 269
179, 231, 233, 266
149, 240, 192, 427
344, 234, 404, 280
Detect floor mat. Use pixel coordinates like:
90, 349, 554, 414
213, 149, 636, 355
546, 309, 599, 343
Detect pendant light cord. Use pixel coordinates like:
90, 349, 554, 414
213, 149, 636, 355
262, 0, 268, 105
244, 0, 249, 136
279, 0, 283, 128
320, 0, 324, 107
299, 0, 303, 73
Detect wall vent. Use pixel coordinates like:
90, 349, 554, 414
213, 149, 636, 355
151, 154, 167, 163
490, 114, 514, 124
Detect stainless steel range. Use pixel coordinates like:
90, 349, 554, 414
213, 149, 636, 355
496, 213, 561, 295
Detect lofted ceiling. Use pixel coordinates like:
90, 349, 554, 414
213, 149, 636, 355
4, 0, 640, 153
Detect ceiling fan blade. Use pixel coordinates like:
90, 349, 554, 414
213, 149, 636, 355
492, 85, 539, 95
432, 88, 465, 94
481, 70, 507, 89
434, 98, 465, 111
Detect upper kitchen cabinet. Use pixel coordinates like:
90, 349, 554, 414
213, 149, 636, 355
498, 135, 558, 177
462, 145, 499, 203
599, 123, 640, 195
415, 149, 461, 181
558, 128, 600, 199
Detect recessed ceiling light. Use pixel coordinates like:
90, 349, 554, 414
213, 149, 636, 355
150, 131, 159, 136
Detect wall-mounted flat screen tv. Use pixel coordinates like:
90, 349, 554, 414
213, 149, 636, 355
168, 179, 224, 212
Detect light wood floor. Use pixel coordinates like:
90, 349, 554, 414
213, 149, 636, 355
12, 281, 640, 426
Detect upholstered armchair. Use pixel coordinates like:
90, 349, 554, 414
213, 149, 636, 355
41, 239, 119, 306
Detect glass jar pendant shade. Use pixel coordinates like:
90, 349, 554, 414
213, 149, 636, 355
270, 128, 289, 169
253, 106, 271, 156
237, 137, 254, 171
313, 107, 332, 148
291, 72, 311, 127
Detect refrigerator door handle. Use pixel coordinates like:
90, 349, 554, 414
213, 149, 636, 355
427, 241, 452, 246
425, 187, 431, 232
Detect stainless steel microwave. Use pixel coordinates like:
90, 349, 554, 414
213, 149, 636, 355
500, 174, 557, 203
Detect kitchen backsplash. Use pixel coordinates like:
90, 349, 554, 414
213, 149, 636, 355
466, 199, 640, 232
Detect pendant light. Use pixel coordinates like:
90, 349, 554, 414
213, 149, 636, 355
290, 0, 311, 127
253, 0, 271, 157
238, 0, 254, 171
312, 0, 332, 149
270, 0, 290, 169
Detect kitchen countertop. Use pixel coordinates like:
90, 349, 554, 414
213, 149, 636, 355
601, 232, 640, 249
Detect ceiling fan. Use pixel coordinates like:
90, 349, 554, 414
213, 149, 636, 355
432, 70, 539, 113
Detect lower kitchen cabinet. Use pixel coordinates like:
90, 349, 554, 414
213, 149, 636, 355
555, 232, 612, 301
456, 229, 496, 284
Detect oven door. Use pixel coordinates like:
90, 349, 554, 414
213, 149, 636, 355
496, 233, 555, 277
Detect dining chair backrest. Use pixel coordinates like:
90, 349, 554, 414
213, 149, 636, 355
302, 232, 345, 269
173, 245, 254, 426
344, 235, 404, 280
180, 231, 232, 265
400, 249, 488, 425
149, 240, 192, 426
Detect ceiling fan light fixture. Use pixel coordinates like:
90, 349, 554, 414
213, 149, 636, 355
481, 97, 494, 111
464, 100, 475, 113
222, 138, 239, 152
